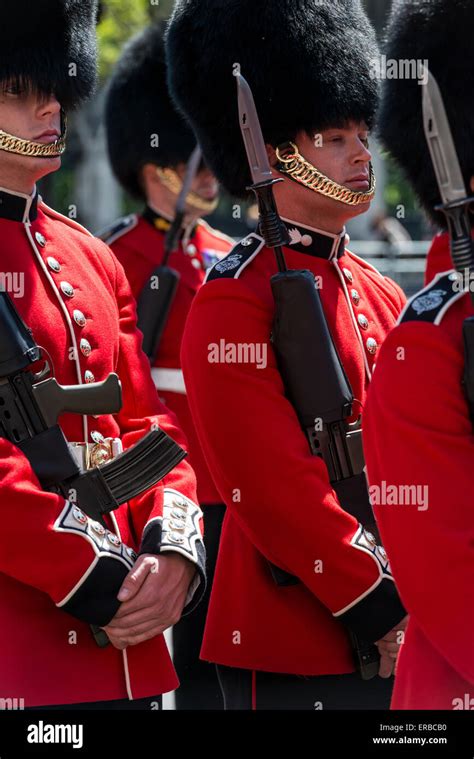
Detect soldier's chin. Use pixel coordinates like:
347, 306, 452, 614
32, 153, 62, 177
186, 192, 219, 214
340, 197, 372, 217
197, 190, 218, 202
39, 154, 62, 166
5, 150, 60, 170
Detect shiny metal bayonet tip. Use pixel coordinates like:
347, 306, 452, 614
422, 65, 467, 206
236, 72, 273, 186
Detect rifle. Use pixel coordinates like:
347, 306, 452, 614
0, 289, 186, 645
422, 67, 474, 421
236, 71, 380, 679
137, 146, 203, 364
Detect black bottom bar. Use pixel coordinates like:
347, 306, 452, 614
0, 709, 473, 756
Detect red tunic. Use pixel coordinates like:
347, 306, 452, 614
101, 209, 233, 506
364, 269, 474, 709
181, 220, 407, 674
425, 232, 452, 285
0, 188, 204, 706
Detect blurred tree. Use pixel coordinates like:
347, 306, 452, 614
98, 0, 150, 81
97, 0, 173, 81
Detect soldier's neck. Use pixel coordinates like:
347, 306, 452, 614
276, 195, 346, 236
0, 167, 35, 196
146, 190, 200, 230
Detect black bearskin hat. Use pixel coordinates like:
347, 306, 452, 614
0, 0, 98, 110
105, 21, 197, 200
378, 0, 474, 229
166, 0, 379, 198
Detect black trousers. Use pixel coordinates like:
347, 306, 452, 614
173, 504, 225, 710
24, 695, 162, 710
216, 665, 393, 710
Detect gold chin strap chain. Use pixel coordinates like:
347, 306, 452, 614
0, 129, 66, 158
275, 141, 376, 206
156, 166, 219, 214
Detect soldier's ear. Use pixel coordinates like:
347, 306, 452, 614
141, 163, 163, 194
142, 163, 160, 185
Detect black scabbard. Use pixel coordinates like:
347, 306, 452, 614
137, 265, 180, 364
269, 268, 381, 678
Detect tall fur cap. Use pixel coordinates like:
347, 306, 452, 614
166, 0, 379, 197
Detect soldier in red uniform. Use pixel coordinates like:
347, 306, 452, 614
0, 0, 205, 709
100, 22, 233, 709
166, 0, 407, 709
364, 0, 474, 709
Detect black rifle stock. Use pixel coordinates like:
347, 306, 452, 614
271, 269, 378, 537
137, 147, 203, 365
270, 269, 380, 680
137, 265, 180, 363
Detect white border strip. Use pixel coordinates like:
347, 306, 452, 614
151, 368, 186, 394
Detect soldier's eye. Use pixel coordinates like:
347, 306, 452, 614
3, 83, 24, 96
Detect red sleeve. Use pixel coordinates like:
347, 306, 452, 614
364, 321, 474, 684
424, 234, 452, 285
382, 274, 407, 313
181, 279, 405, 642
0, 435, 137, 626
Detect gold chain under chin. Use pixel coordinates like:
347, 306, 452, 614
0, 130, 66, 158
275, 142, 375, 206
156, 167, 219, 213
